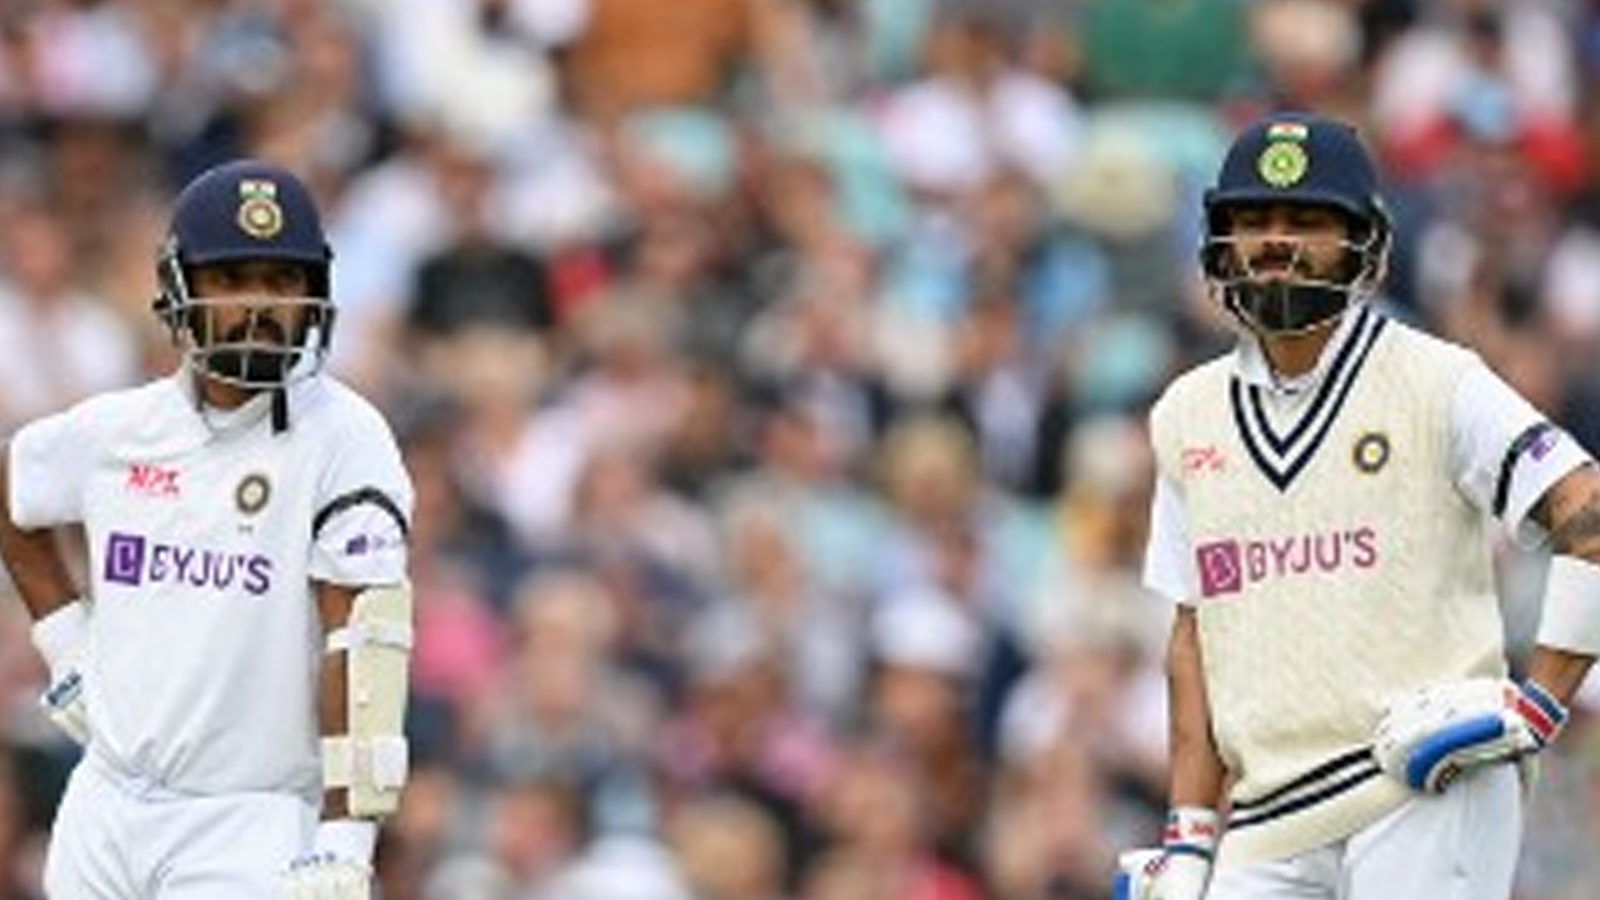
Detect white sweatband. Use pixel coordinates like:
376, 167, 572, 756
312, 819, 378, 864
1537, 555, 1600, 655
1165, 805, 1221, 858
30, 599, 88, 672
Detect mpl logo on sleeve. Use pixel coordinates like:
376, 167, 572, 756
1195, 527, 1379, 597
1182, 445, 1228, 477
126, 463, 181, 498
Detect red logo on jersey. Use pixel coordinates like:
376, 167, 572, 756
1182, 445, 1227, 476
126, 464, 181, 498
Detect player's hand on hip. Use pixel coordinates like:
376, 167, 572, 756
1115, 807, 1218, 900
1373, 677, 1566, 793
30, 601, 91, 745
283, 820, 376, 900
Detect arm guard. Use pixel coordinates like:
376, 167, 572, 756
322, 583, 413, 818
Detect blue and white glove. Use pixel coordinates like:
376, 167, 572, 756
283, 820, 376, 900
1115, 806, 1219, 900
1373, 678, 1567, 793
30, 600, 91, 745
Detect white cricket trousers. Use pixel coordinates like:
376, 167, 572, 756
1207, 765, 1522, 900
45, 757, 315, 899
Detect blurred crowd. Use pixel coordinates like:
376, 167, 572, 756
0, 0, 1597, 898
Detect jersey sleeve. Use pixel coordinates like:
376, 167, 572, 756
1142, 471, 1198, 605
8, 402, 96, 528
309, 409, 414, 587
1450, 363, 1592, 547
1143, 387, 1198, 604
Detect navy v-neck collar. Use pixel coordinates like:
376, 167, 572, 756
1228, 306, 1387, 491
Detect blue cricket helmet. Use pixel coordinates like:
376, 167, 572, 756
167, 159, 332, 272
1201, 112, 1392, 335
1204, 112, 1389, 228
155, 160, 336, 390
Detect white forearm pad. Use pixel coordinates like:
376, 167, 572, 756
327, 583, 413, 818
323, 736, 409, 806
1537, 555, 1600, 655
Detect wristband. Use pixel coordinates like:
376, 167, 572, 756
1163, 805, 1221, 859
30, 599, 88, 672
1514, 679, 1567, 749
312, 819, 377, 864
1537, 555, 1600, 655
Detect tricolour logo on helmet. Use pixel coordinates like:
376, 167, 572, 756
1257, 140, 1308, 188
1265, 121, 1308, 141
236, 178, 284, 240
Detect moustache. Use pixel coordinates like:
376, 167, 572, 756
1245, 255, 1316, 277
223, 317, 289, 344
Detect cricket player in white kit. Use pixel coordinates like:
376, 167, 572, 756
0, 160, 415, 898
1116, 112, 1600, 900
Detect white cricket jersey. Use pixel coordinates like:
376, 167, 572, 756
8, 370, 413, 802
1142, 306, 1591, 865
1145, 308, 1591, 607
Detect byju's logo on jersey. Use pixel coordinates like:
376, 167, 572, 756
103, 531, 273, 596
1195, 527, 1378, 597
126, 463, 181, 498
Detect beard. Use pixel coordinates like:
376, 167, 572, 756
205, 347, 292, 383
204, 318, 294, 383
1230, 279, 1349, 334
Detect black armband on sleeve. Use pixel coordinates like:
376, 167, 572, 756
1493, 421, 1558, 519
312, 487, 410, 541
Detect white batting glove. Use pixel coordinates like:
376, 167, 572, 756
1115, 807, 1219, 900
283, 820, 376, 900
1373, 678, 1566, 793
31, 601, 91, 745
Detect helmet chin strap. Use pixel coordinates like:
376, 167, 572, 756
179, 301, 329, 420
183, 346, 294, 433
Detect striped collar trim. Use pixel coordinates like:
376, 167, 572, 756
1230, 307, 1387, 491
